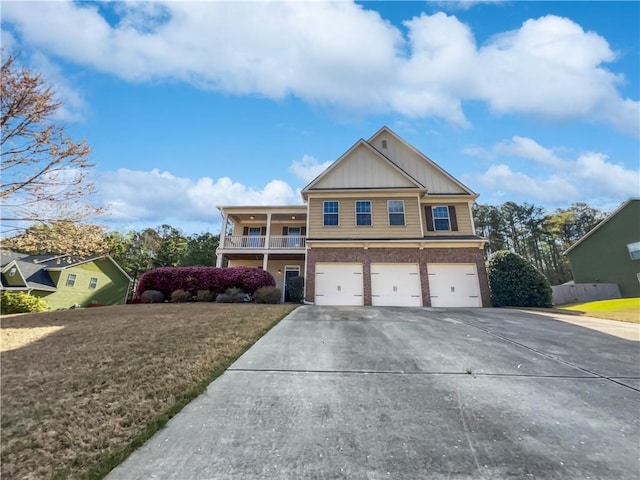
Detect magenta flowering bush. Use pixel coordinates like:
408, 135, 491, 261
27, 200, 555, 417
136, 267, 276, 298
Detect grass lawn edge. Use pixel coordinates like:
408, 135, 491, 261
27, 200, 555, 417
82, 306, 297, 480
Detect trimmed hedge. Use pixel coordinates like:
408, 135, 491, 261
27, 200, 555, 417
136, 267, 276, 298
1, 291, 48, 314
488, 250, 552, 307
254, 286, 282, 304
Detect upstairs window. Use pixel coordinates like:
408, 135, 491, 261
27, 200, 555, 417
323, 201, 339, 226
433, 206, 450, 231
66, 274, 77, 287
388, 200, 405, 226
88, 277, 98, 289
8, 267, 16, 277
355, 201, 372, 226
628, 242, 640, 260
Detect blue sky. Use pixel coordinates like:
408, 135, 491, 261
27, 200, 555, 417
3, 1, 639, 234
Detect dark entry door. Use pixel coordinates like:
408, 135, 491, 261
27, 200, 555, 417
284, 269, 300, 302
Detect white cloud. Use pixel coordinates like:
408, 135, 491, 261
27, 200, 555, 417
3, 2, 637, 134
99, 169, 301, 225
289, 155, 333, 183
494, 136, 567, 168
470, 137, 640, 204
475, 164, 578, 203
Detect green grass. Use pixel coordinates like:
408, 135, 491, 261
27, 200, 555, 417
560, 298, 640, 323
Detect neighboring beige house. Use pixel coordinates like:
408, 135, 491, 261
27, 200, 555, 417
216, 127, 490, 307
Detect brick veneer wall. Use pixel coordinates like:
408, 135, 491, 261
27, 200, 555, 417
306, 247, 490, 307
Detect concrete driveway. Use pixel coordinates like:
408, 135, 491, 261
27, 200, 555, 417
107, 306, 640, 480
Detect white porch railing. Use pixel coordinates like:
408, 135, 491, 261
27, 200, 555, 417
223, 235, 306, 249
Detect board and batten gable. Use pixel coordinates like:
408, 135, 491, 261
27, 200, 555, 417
368, 127, 473, 195
309, 141, 423, 191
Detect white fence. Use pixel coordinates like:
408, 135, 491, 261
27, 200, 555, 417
551, 283, 621, 306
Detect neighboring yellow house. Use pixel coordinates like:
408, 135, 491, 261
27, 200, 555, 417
216, 126, 490, 307
0, 251, 132, 310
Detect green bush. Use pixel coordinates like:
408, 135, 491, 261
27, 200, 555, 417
170, 289, 193, 303
140, 290, 165, 303
1, 291, 47, 314
196, 290, 214, 302
488, 250, 552, 307
253, 286, 282, 304
216, 287, 249, 303
286, 276, 304, 303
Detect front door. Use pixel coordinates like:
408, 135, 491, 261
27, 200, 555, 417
284, 266, 300, 302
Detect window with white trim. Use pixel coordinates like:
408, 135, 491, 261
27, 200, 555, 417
323, 201, 339, 226
627, 242, 640, 260
355, 201, 372, 226
66, 274, 77, 287
433, 206, 450, 231
88, 277, 98, 289
388, 200, 405, 226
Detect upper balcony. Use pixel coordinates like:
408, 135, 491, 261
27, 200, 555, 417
217, 205, 307, 254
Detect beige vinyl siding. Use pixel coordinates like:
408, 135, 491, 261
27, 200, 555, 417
309, 197, 422, 238
422, 203, 474, 236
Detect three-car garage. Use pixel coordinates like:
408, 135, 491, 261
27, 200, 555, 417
313, 259, 484, 307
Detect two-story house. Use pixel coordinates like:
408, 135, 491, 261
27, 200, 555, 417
216, 127, 490, 307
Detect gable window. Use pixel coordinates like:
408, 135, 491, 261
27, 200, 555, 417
628, 242, 640, 260
323, 201, 339, 226
433, 206, 450, 231
355, 201, 372, 226
8, 267, 16, 277
88, 277, 98, 289
66, 274, 77, 287
388, 200, 405, 226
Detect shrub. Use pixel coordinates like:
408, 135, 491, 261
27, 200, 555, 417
254, 286, 282, 304
140, 290, 165, 304
216, 287, 249, 303
136, 267, 275, 298
170, 289, 193, 303
1, 291, 47, 314
196, 290, 214, 302
286, 276, 304, 303
488, 250, 552, 307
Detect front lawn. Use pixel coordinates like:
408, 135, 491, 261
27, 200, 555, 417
1, 303, 296, 479
560, 297, 640, 323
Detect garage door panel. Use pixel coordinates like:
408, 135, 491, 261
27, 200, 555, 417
371, 263, 422, 307
315, 263, 364, 306
427, 263, 481, 308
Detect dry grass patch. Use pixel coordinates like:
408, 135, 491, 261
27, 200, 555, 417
1, 303, 296, 479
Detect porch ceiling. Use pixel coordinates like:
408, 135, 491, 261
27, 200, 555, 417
228, 212, 307, 223
224, 253, 305, 261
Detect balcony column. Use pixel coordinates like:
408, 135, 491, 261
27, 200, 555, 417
216, 212, 229, 267
265, 212, 272, 249
262, 252, 269, 270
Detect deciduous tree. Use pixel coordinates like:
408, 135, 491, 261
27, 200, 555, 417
1, 52, 101, 232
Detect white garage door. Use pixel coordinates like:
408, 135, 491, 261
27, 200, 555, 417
427, 263, 482, 307
315, 263, 364, 306
371, 263, 422, 307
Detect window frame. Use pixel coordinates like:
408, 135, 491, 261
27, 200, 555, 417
627, 241, 640, 260
323, 201, 340, 227
433, 205, 451, 231
387, 200, 406, 226
66, 273, 77, 287
88, 277, 99, 289
355, 200, 372, 227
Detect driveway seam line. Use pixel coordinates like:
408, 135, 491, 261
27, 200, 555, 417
455, 317, 640, 393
